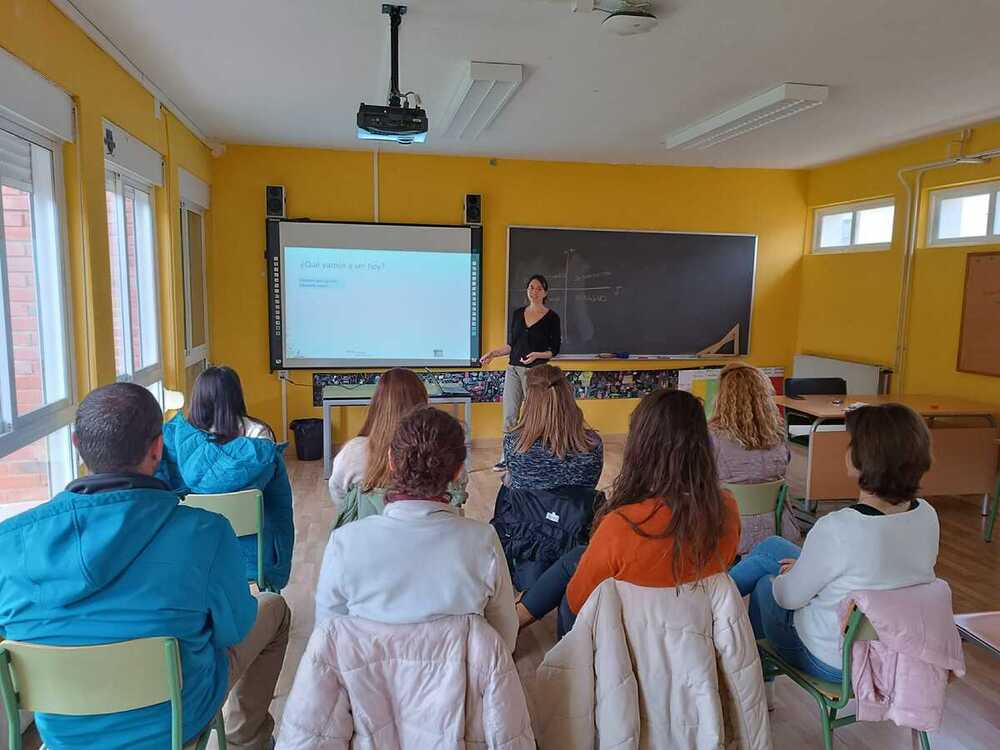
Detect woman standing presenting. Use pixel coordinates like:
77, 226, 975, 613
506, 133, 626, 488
481, 274, 561, 471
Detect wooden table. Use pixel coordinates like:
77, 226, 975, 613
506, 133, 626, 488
955, 612, 1000, 658
321, 383, 472, 479
776, 395, 998, 539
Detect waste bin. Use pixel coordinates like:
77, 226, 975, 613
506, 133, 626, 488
289, 418, 324, 461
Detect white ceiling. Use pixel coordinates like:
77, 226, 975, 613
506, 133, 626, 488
65, 0, 1000, 168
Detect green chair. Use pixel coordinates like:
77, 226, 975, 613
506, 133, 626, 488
184, 489, 274, 592
722, 480, 787, 540
758, 605, 931, 750
0, 637, 225, 750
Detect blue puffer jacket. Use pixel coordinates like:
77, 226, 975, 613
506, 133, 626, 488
157, 413, 294, 590
0, 475, 256, 749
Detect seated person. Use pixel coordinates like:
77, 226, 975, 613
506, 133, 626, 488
315, 406, 517, 652
327, 368, 467, 526
709, 362, 796, 553
0, 383, 290, 749
516, 388, 741, 637
503, 364, 603, 490
157, 365, 294, 591
729, 403, 938, 682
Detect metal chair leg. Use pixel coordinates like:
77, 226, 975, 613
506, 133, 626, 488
820, 705, 835, 750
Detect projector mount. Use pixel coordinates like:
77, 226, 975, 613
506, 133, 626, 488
383, 4, 420, 109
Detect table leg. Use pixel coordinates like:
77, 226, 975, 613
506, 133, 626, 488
323, 402, 332, 479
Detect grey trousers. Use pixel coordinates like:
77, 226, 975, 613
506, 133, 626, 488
501, 365, 530, 458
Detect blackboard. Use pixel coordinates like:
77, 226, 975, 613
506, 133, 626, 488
507, 226, 757, 357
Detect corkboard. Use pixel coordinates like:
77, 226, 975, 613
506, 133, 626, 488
957, 251, 1000, 376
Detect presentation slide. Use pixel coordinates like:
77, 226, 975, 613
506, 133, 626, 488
277, 224, 479, 368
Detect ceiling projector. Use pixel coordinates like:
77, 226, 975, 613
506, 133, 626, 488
357, 4, 427, 144
357, 103, 427, 145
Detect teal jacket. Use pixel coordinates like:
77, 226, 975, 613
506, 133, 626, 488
157, 413, 294, 590
0, 474, 256, 749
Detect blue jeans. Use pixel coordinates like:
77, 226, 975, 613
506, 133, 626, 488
729, 536, 842, 683
520, 545, 585, 639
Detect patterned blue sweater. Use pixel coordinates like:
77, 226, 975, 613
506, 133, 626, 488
503, 431, 604, 490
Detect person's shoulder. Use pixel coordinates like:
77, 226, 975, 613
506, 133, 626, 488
340, 436, 369, 455
545, 307, 560, 320
243, 418, 275, 441
602, 499, 658, 530
912, 498, 940, 524
453, 513, 505, 548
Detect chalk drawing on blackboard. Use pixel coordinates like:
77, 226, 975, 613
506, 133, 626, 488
697, 324, 741, 357
543, 247, 626, 346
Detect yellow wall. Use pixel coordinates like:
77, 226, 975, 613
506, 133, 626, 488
210, 147, 808, 440
799, 120, 1000, 405
1, 0, 212, 397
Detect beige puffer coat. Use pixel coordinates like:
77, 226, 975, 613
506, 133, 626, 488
532, 573, 771, 749
276, 614, 535, 750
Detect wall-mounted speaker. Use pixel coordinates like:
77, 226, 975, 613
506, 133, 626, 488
265, 185, 286, 219
464, 193, 482, 225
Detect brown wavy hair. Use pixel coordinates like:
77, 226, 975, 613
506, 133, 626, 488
514, 364, 595, 458
594, 388, 727, 582
390, 406, 467, 498
359, 368, 427, 491
709, 363, 784, 450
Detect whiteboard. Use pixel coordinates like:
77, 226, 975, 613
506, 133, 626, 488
792, 354, 890, 395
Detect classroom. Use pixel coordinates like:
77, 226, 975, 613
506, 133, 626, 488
1, 1, 999, 748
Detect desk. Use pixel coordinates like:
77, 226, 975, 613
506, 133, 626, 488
776, 395, 998, 537
955, 612, 1000, 658
322, 384, 473, 479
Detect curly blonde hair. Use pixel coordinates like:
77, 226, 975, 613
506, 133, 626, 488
709, 363, 784, 450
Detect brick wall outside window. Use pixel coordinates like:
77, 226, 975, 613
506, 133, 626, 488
0, 185, 53, 503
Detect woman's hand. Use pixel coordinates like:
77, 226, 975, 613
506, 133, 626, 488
520, 351, 545, 365
778, 558, 797, 576
480, 351, 496, 366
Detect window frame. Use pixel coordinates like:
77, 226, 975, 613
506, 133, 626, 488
812, 197, 896, 254
0, 116, 77, 460
180, 200, 210, 367
927, 180, 1000, 247
105, 167, 162, 389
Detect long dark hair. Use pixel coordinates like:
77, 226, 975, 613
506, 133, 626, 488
594, 388, 727, 582
189, 366, 273, 443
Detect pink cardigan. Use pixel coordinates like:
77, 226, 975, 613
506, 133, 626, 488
841, 579, 965, 732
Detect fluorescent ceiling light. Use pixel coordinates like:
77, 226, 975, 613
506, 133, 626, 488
442, 62, 523, 140
665, 83, 829, 150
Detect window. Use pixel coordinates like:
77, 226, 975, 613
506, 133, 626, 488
928, 181, 1000, 245
180, 202, 209, 365
813, 198, 895, 253
105, 170, 161, 388
0, 122, 76, 503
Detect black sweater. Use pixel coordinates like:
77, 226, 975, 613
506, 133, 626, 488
508, 307, 561, 367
